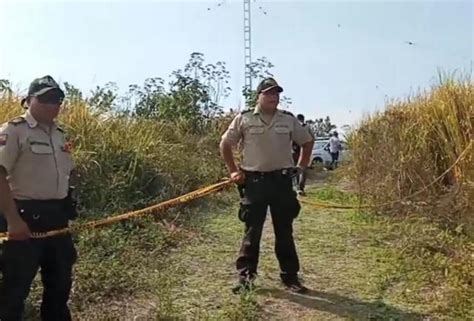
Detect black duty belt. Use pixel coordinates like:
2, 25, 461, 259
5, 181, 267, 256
242, 168, 298, 178
0, 199, 69, 234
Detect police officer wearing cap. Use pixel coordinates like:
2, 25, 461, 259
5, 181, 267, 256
220, 78, 314, 293
0, 76, 77, 321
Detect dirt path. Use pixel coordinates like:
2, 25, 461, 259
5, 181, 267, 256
70, 171, 438, 320
115, 171, 431, 320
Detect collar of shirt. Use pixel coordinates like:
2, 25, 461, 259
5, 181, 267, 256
253, 105, 285, 124
24, 111, 38, 128
252, 105, 282, 115
24, 111, 57, 132
253, 105, 261, 115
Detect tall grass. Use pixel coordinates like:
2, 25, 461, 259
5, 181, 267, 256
0, 91, 234, 318
347, 75, 473, 316
348, 75, 473, 233
0, 96, 228, 215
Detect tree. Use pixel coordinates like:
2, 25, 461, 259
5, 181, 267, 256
130, 53, 229, 122
0, 79, 12, 96
63, 82, 84, 105
88, 82, 118, 114
307, 116, 337, 137
183, 52, 231, 106
129, 77, 167, 119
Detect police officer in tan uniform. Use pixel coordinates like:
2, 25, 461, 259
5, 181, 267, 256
220, 78, 314, 293
0, 76, 77, 321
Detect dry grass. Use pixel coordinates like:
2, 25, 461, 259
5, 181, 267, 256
346, 75, 474, 317
0, 96, 228, 213
0, 92, 231, 319
1, 75, 472, 319
347, 76, 473, 232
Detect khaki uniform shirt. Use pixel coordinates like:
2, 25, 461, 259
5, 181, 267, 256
0, 111, 74, 200
222, 106, 313, 172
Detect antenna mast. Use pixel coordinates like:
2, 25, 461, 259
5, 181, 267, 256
243, 0, 252, 91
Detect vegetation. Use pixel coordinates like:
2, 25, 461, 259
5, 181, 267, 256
0, 56, 472, 319
346, 74, 473, 318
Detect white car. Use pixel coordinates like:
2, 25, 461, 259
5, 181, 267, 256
310, 139, 349, 167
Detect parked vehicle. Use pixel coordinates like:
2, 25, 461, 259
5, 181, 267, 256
310, 138, 349, 167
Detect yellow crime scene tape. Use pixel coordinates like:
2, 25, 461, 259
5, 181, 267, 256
0, 179, 234, 243
0, 140, 471, 242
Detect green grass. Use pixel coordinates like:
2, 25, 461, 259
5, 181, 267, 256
0, 170, 462, 321
2, 75, 471, 320
11, 177, 471, 320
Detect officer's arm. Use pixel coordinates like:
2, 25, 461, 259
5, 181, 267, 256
220, 141, 238, 173
0, 167, 20, 224
298, 141, 314, 168
293, 120, 314, 168
219, 115, 243, 174
0, 125, 31, 239
0, 126, 20, 222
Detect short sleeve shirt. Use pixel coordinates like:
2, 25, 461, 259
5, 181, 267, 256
221, 107, 313, 172
0, 112, 74, 200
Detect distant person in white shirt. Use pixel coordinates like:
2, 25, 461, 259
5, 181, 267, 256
326, 131, 342, 169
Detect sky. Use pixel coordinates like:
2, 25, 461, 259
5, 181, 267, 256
0, 0, 472, 128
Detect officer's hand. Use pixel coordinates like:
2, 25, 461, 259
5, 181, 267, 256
230, 171, 245, 185
7, 217, 31, 240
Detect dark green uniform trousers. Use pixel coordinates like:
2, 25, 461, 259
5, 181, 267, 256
236, 170, 301, 283
0, 200, 76, 321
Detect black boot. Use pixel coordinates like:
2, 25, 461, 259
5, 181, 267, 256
281, 275, 308, 294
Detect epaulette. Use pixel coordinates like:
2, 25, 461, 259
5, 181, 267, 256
280, 110, 294, 117
240, 108, 253, 115
8, 117, 26, 126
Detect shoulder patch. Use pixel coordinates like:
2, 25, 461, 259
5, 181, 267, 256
0, 133, 7, 146
8, 117, 26, 126
280, 110, 294, 117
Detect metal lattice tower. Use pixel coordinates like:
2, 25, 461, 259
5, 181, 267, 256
243, 0, 252, 91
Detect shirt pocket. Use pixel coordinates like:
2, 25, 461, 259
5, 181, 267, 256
29, 141, 53, 154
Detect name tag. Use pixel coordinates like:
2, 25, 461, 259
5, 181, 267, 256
274, 125, 290, 134
249, 126, 265, 135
